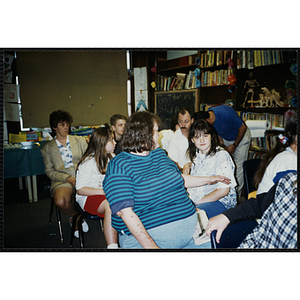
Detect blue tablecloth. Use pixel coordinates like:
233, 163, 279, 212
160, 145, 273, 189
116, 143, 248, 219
4, 141, 49, 179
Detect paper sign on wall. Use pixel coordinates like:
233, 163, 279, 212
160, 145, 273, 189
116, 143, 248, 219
134, 67, 148, 111
4, 84, 19, 103
5, 103, 20, 122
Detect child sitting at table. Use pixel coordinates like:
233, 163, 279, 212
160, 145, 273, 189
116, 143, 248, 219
76, 124, 118, 249
184, 119, 237, 219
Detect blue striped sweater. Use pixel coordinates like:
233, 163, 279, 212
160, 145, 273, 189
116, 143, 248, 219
103, 147, 195, 235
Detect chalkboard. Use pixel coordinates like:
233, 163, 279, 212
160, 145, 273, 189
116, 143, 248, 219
155, 89, 199, 129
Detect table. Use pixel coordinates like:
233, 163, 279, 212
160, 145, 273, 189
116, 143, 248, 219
4, 141, 49, 202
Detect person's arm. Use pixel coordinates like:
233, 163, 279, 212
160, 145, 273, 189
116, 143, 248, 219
206, 182, 277, 243
76, 186, 105, 196
227, 122, 247, 155
182, 174, 231, 188
116, 207, 160, 249
195, 187, 230, 205
223, 183, 277, 224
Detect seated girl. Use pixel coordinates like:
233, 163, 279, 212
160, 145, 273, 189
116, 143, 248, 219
75, 125, 118, 249
205, 110, 297, 244
184, 120, 237, 219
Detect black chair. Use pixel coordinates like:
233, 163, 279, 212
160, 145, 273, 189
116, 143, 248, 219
48, 197, 64, 243
211, 219, 258, 249
243, 158, 262, 199
70, 201, 104, 248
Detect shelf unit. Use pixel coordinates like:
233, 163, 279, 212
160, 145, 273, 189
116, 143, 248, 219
152, 49, 297, 156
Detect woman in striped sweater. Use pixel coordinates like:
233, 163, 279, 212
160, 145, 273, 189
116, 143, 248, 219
103, 111, 231, 249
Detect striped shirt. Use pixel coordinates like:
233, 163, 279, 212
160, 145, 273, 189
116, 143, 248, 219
103, 147, 195, 235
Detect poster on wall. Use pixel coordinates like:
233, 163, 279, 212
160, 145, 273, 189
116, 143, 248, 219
5, 103, 20, 122
4, 84, 19, 103
4, 53, 15, 84
134, 67, 148, 111
134, 90, 148, 112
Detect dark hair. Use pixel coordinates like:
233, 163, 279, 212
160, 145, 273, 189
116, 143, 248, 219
110, 114, 127, 127
77, 124, 113, 174
177, 107, 194, 120
49, 110, 73, 137
188, 119, 219, 162
253, 110, 297, 189
194, 111, 210, 121
121, 111, 161, 153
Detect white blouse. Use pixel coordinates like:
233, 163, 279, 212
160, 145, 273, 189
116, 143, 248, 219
187, 146, 237, 209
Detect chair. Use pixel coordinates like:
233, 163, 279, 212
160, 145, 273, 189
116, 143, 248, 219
48, 197, 64, 243
211, 219, 258, 249
70, 201, 104, 248
243, 158, 262, 199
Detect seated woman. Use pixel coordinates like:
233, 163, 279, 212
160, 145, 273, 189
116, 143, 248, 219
41, 110, 88, 236
103, 111, 231, 249
205, 110, 297, 244
184, 120, 237, 219
76, 125, 118, 249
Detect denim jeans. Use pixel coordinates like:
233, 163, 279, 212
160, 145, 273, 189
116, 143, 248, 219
196, 200, 227, 219
119, 213, 211, 249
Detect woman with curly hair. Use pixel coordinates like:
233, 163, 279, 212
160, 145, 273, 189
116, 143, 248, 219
41, 110, 88, 236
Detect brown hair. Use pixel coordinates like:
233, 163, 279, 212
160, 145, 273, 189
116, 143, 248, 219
121, 111, 161, 153
188, 119, 219, 161
49, 110, 73, 137
77, 124, 113, 174
110, 114, 127, 127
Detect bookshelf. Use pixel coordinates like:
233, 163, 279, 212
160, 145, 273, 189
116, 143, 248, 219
239, 110, 289, 159
153, 49, 296, 156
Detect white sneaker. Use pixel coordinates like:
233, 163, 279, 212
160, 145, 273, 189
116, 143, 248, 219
82, 219, 89, 233
70, 217, 89, 238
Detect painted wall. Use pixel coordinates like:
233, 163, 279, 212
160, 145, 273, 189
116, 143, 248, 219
16, 50, 128, 128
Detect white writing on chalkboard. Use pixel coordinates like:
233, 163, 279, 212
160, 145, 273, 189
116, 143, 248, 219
155, 91, 196, 130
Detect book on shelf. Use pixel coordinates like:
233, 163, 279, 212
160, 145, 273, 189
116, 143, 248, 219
199, 50, 234, 68
157, 71, 198, 92
185, 70, 195, 89
236, 50, 284, 69
169, 76, 177, 90
248, 150, 266, 159
201, 69, 233, 87
176, 73, 187, 90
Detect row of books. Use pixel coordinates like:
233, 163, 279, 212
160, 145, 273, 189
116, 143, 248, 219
240, 111, 286, 130
251, 132, 279, 150
236, 50, 283, 69
248, 150, 266, 160
199, 50, 234, 68
157, 71, 196, 91
201, 69, 233, 87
